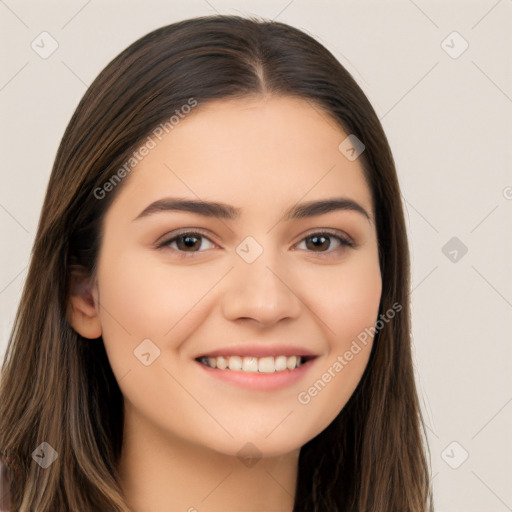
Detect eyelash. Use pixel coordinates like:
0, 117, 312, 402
156, 228, 356, 258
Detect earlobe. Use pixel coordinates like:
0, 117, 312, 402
66, 270, 102, 339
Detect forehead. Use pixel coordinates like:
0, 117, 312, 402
107, 95, 373, 223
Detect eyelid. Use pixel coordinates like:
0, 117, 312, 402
155, 227, 218, 249
291, 229, 356, 258
296, 228, 355, 247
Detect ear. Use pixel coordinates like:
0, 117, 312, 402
66, 268, 102, 339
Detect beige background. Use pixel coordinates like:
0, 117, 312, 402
1, 1, 511, 510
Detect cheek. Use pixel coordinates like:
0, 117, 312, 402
299, 250, 382, 346
292, 252, 381, 433
95, 248, 217, 365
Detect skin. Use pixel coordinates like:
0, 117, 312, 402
68, 95, 382, 512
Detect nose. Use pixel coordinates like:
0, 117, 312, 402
220, 252, 301, 328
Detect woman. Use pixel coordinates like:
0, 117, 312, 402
0, 14, 432, 511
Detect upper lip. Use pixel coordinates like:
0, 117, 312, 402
195, 344, 320, 360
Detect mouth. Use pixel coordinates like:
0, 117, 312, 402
195, 354, 317, 373
193, 344, 320, 390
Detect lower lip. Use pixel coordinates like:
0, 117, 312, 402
195, 358, 317, 391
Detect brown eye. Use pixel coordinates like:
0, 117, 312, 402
175, 234, 202, 251
305, 234, 331, 252
296, 231, 355, 255
158, 231, 216, 253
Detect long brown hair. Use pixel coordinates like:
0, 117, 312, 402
0, 14, 432, 511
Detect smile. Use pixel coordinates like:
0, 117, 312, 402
197, 355, 310, 373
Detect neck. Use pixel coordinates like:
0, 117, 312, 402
117, 406, 299, 512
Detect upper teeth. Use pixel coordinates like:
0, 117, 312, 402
199, 355, 304, 373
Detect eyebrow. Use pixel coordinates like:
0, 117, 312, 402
133, 196, 372, 223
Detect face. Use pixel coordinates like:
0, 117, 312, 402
76, 95, 382, 458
